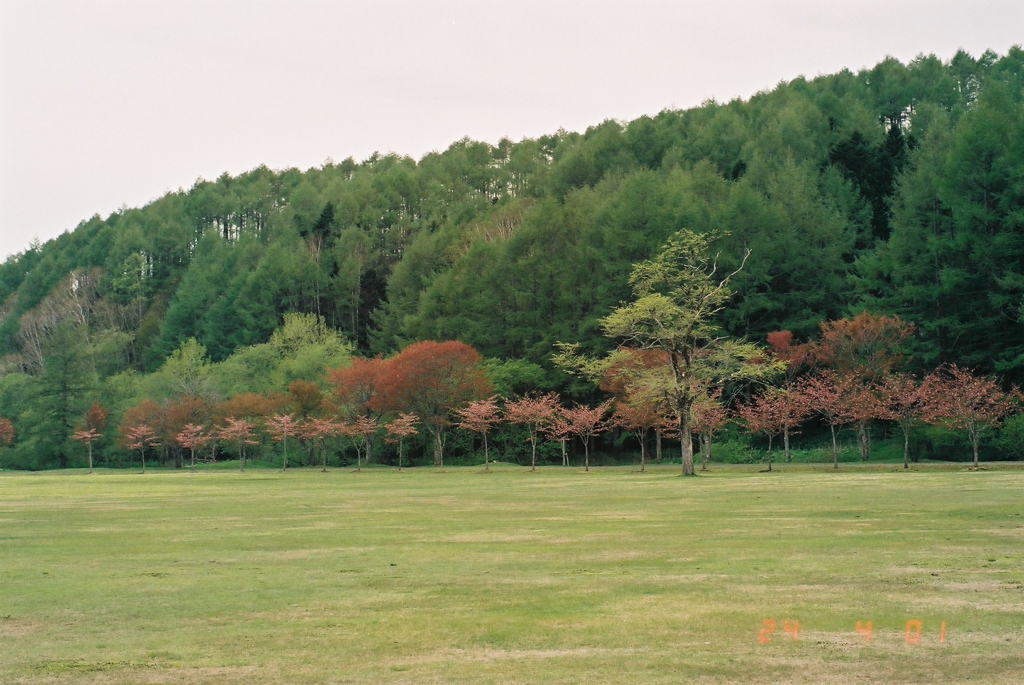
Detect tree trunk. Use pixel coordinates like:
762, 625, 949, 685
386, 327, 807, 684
561, 438, 568, 466
679, 413, 694, 476
639, 429, 647, 472
700, 431, 710, 471
783, 427, 791, 463
858, 424, 870, 461
584, 439, 590, 472
530, 434, 537, 472
831, 425, 838, 470
483, 432, 489, 472
433, 430, 444, 468
970, 426, 980, 468
87, 442, 93, 473
282, 434, 288, 471
766, 434, 773, 472
902, 428, 910, 469
655, 428, 663, 462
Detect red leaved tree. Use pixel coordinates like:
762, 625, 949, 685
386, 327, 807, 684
878, 373, 924, 469
797, 372, 856, 470
505, 393, 559, 471
540, 406, 573, 467
455, 396, 501, 471
378, 341, 491, 468
841, 380, 884, 462
563, 401, 612, 472
813, 312, 915, 382
384, 412, 419, 471
266, 413, 301, 471
920, 365, 1019, 468
736, 390, 789, 472
0, 417, 13, 448
691, 390, 728, 471
327, 356, 392, 463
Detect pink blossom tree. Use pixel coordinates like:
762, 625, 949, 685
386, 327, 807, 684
219, 417, 259, 471
266, 413, 301, 471
563, 401, 612, 472
384, 412, 419, 471
124, 424, 159, 473
505, 393, 559, 471
71, 428, 100, 473
176, 423, 209, 471
455, 397, 501, 471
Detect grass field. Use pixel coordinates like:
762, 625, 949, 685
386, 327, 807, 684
1, 463, 1023, 684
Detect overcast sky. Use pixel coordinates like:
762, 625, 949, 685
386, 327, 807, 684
1, 0, 1021, 260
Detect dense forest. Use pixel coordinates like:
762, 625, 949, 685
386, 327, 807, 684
1, 48, 1023, 470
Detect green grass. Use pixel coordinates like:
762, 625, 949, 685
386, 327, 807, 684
2, 464, 1023, 684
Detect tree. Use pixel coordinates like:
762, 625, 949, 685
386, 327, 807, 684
843, 380, 884, 462
119, 399, 164, 470
300, 418, 343, 471
691, 390, 728, 471
737, 390, 788, 472
0, 417, 13, 447
613, 397, 663, 472
176, 423, 209, 470
378, 340, 491, 467
813, 312, 915, 382
541, 407, 574, 467
879, 372, 924, 469
327, 356, 391, 463
591, 229, 770, 475
218, 417, 259, 471
266, 413, 301, 471
123, 424, 158, 473
920, 365, 1019, 467
455, 396, 501, 470
798, 372, 857, 469
505, 393, 558, 471
383, 412, 418, 471
563, 401, 611, 472
70, 428, 100, 473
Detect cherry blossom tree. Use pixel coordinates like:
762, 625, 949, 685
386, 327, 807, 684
613, 398, 662, 472
798, 372, 856, 470
540, 406, 573, 467
384, 412, 418, 471
266, 413, 301, 471
737, 391, 787, 472
879, 373, 923, 469
563, 401, 611, 472
219, 417, 259, 471
71, 428, 100, 473
176, 423, 209, 470
691, 390, 728, 471
124, 424, 159, 473
455, 397, 501, 471
505, 393, 559, 471
920, 365, 1019, 468
300, 418, 343, 471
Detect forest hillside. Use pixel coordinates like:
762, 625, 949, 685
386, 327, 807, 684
1, 48, 1023, 469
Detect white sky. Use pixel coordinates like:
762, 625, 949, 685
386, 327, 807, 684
1, 0, 1021, 260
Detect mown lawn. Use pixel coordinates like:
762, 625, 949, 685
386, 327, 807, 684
1, 463, 1022, 684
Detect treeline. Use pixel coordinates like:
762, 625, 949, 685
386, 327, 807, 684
2, 48, 1024, 469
